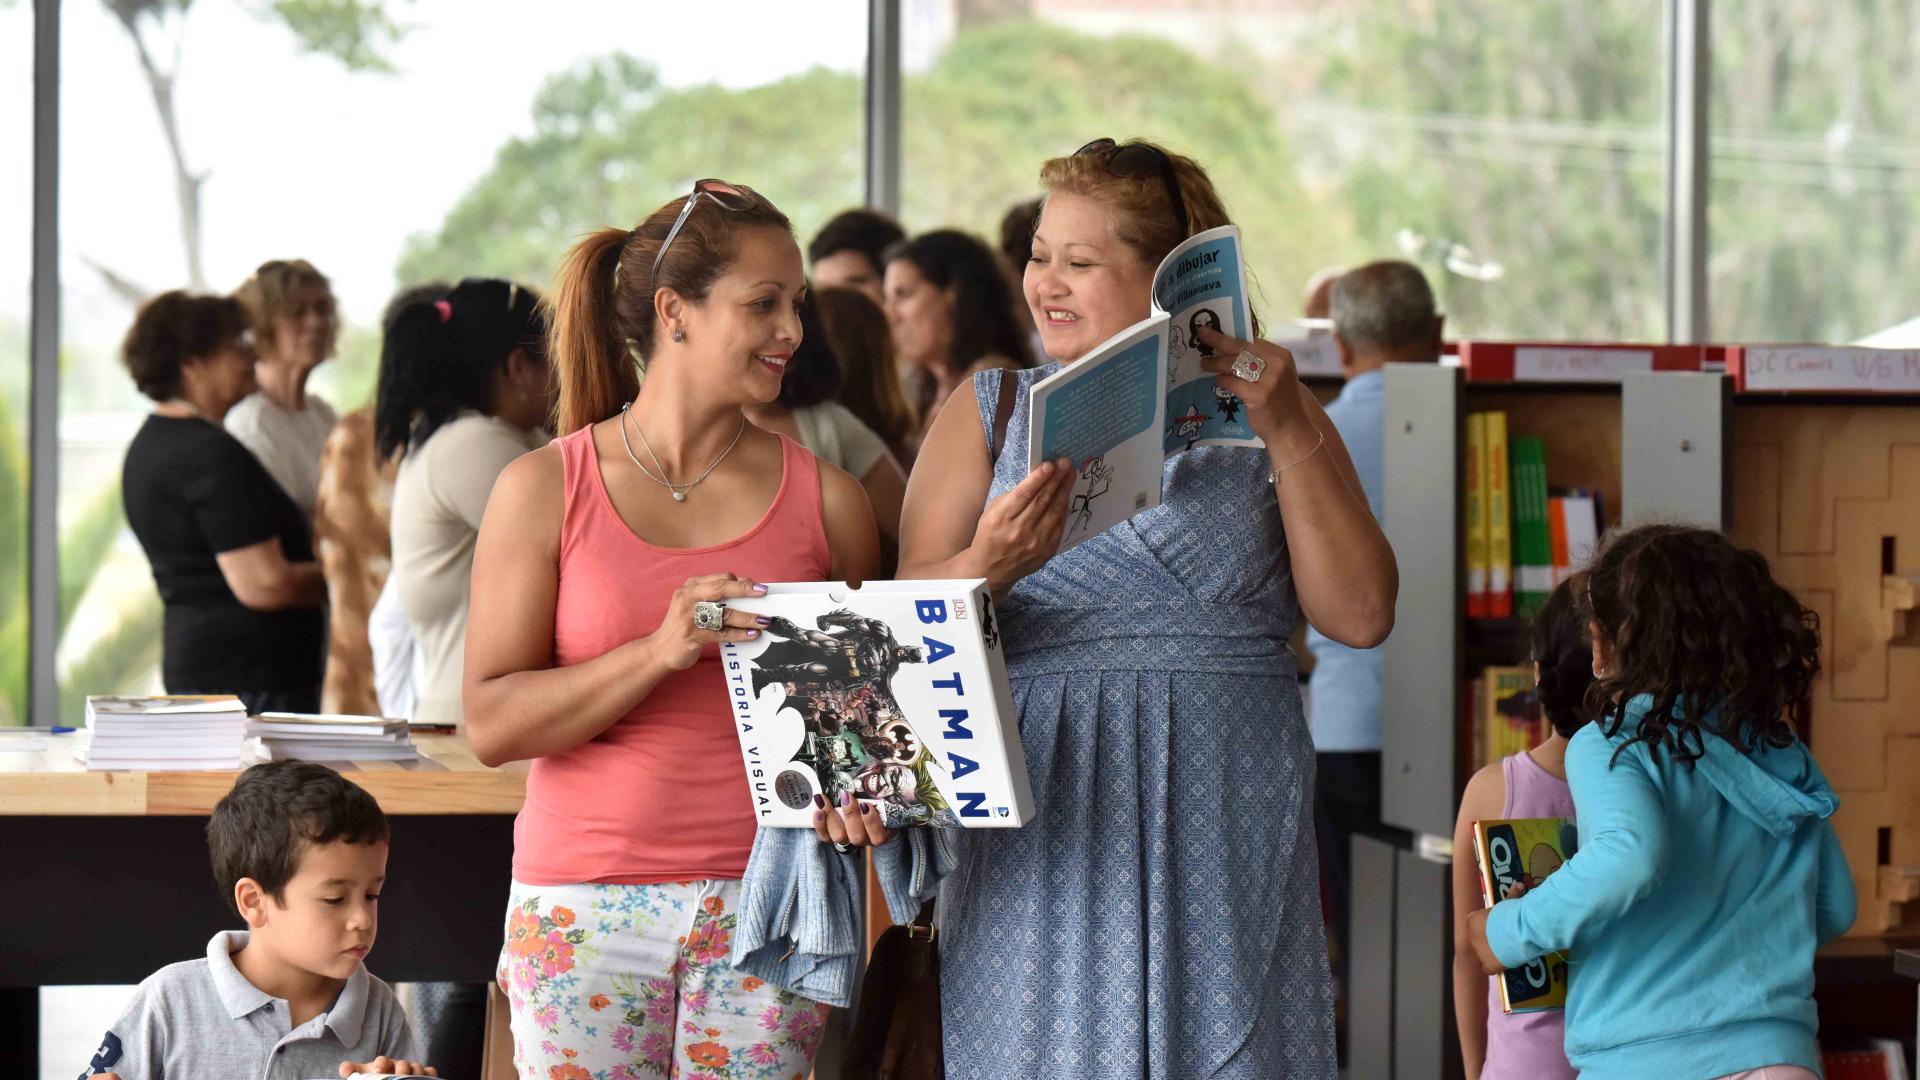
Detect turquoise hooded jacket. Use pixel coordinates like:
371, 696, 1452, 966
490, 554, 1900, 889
1485, 695, 1856, 1079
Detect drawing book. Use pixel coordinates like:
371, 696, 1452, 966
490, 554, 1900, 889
1027, 225, 1262, 552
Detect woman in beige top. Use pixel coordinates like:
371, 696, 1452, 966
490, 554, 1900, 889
882, 229, 1034, 454
379, 278, 552, 728
228, 259, 340, 518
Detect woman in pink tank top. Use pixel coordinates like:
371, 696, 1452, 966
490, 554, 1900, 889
463, 182, 881, 1078
1450, 576, 1594, 1079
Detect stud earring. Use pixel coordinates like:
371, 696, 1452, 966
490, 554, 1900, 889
672, 327, 685, 343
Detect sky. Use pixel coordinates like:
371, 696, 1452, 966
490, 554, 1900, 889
0, 0, 871, 350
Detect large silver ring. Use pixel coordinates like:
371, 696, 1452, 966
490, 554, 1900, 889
1231, 350, 1267, 384
693, 600, 726, 633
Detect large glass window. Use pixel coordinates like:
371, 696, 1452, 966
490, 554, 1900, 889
901, 0, 1666, 342
0, 1, 30, 726
57, 0, 865, 719
1708, 0, 1920, 344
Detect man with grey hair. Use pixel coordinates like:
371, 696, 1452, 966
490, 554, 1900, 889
1310, 260, 1443, 1040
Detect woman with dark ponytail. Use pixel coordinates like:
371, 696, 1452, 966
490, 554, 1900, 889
378, 277, 551, 731
462, 182, 882, 1076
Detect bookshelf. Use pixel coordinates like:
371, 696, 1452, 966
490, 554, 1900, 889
1361, 354, 1918, 1076
1363, 360, 1724, 1079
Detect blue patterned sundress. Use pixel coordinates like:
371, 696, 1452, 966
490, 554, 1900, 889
933, 366, 1335, 1078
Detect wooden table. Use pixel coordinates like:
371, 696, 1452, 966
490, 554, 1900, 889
0, 733, 526, 1072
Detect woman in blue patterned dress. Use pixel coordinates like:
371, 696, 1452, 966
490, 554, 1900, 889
891, 141, 1398, 1077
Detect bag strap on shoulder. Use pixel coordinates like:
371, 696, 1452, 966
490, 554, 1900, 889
988, 368, 1018, 466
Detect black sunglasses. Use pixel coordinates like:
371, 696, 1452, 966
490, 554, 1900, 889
651, 179, 754, 279
1075, 138, 1190, 239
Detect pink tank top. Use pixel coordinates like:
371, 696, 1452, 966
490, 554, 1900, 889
511, 426, 833, 886
1482, 750, 1579, 1080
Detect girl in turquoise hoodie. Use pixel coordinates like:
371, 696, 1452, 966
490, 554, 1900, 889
1467, 524, 1856, 1080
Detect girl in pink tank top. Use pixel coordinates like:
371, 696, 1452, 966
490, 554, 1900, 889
463, 185, 880, 1078
1450, 576, 1594, 1079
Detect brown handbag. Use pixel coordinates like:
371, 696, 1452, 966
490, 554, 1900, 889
842, 898, 942, 1079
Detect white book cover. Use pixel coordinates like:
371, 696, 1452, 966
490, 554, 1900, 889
1028, 224, 1263, 553
255, 712, 406, 728
86, 694, 246, 716
252, 740, 418, 762
719, 579, 1033, 829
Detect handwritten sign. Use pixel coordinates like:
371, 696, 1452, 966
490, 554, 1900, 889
1513, 348, 1654, 382
1739, 347, 1920, 393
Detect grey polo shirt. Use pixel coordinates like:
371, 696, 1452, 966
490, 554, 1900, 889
79, 930, 419, 1080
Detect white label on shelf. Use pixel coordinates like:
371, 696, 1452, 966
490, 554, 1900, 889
1513, 347, 1655, 382
1269, 334, 1343, 377
1740, 347, 1920, 392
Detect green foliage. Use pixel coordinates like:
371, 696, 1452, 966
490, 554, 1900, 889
395, 54, 863, 292
1313, 0, 1668, 340
897, 20, 1343, 321
249, 0, 408, 72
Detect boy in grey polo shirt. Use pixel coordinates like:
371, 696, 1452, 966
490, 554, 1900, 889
79, 762, 437, 1079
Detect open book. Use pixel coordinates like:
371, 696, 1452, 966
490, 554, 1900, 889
1027, 225, 1263, 551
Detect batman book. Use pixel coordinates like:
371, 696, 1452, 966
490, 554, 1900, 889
719, 579, 1034, 828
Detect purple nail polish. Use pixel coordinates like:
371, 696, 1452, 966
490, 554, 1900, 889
839, 791, 853, 808
745, 629, 759, 638
813, 794, 826, 809
756, 616, 771, 626
752, 584, 769, 594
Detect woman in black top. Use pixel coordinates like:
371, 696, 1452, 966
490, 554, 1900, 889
120, 291, 327, 713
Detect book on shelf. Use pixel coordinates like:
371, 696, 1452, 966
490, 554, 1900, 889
1547, 495, 1571, 585
1472, 816, 1579, 1012
1510, 435, 1553, 617
1480, 665, 1546, 769
1465, 412, 1490, 618
1558, 492, 1600, 583
720, 579, 1033, 829
1483, 412, 1513, 619
1026, 225, 1261, 553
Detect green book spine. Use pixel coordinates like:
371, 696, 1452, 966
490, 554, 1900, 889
1510, 436, 1553, 617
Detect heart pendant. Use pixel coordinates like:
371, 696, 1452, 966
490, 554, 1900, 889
672, 491, 687, 502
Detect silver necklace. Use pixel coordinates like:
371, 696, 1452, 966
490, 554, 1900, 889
618, 402, 746, 503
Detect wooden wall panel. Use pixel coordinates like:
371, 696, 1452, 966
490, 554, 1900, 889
1731, 404, 1920, 935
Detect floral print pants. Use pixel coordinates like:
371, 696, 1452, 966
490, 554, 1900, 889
497, 878, 830, 1080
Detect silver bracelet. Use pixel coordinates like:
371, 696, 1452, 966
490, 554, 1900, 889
1266, 429, 1327, 485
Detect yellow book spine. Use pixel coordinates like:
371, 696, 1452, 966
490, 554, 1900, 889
1485, 411, 1512, 619
1465, 413, 1488, 617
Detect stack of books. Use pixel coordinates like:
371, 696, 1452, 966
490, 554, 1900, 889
247, 713, 418, 763
1465, 411, 1603, 620
80, 695, 249, 771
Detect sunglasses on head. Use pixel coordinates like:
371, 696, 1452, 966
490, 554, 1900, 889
1075, 138, 1190, 239
651, 178, 754, 280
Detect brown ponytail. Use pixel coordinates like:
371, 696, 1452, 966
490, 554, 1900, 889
546, 184, 794, 435
548, 228, 638, 435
